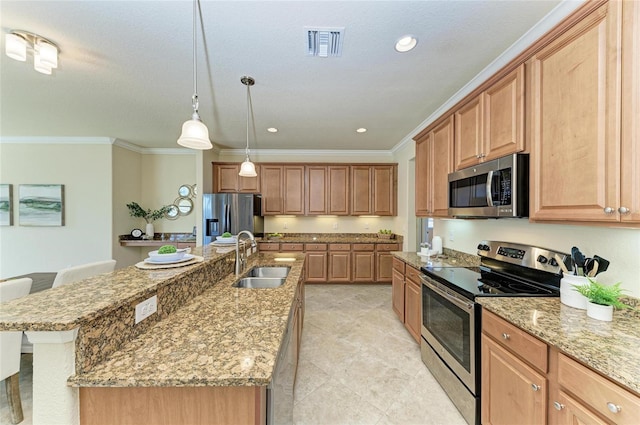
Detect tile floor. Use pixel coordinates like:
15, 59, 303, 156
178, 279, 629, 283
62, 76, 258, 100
0, 284, 466, 425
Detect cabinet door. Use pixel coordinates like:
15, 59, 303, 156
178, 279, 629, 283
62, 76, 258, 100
261, 165, 284, 215
305, 252, 327, 282
375, 251, 394, 282
328, 166, 350, 215
404, 277, 421, 343
481, 335, 547, 425
306, 166, 327, 215
352, 251, 374, 282
372, 165, 396, 216
483, 64, 525, 162
553, 390, 608, 425
284, 166, 305, 215
454, 95, 484, 170
621, 0, 640, 223
213, 164, 239, 193
351, 166, 372, 215
530, 2, 622, 222
328, 251, 351, 282
414, 134, 431, 216
431, 116, 454, 217
391, 268, 405, 322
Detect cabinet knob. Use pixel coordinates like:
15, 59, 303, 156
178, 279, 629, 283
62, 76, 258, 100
604, 207, 615, 214
553, 401, 565, 411
531, 383, 541, 391
618, 206, 630, 215
502, 333, 510, 340
607, 402, 621, 413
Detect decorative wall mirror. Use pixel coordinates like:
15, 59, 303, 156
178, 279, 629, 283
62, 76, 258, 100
178, 184, 196, 198
176, 197, 193, 216
165, 204, 179, 220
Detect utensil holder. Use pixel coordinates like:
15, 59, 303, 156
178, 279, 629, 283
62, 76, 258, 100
560, 274, 589, 309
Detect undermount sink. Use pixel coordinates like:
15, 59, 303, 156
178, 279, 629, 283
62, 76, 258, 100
247, 266, 290, 278
233, 277, 286, 289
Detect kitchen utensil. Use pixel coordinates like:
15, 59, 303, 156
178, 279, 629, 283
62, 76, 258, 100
593, 255, 609, 275
555, 254, 569, 274
587, 260, 599, 277
571, 247, 586, 276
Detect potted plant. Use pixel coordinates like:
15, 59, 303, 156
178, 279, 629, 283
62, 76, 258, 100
573, 279, 629, 321
377, 229, 394, 239
126, 202, 172, 239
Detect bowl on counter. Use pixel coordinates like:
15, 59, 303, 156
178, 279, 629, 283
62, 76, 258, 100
216, 236, 237, 244
147, 249, 188, 262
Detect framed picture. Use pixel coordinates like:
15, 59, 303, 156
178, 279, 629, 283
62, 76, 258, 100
0, 184, 12, 226
19, 184, 65, 226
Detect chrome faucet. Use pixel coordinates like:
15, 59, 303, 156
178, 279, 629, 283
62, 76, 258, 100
235, 230, 257, 275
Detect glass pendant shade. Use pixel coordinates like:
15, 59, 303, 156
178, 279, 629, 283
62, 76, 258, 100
177, 116, 213, 150
33, 52, 52, 75
37, 39, 58, 68
5, 33, 27, 61
239, 158, 257, 177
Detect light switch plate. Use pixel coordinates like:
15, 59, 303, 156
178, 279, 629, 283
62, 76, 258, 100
135, 295, 158, 324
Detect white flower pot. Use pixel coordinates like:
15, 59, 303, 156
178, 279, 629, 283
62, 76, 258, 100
560, 275, 589, 310
586, 301, 613, 322
146, 222, 155, 239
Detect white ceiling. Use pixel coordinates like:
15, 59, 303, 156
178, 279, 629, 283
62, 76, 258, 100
1, 1, 566, 151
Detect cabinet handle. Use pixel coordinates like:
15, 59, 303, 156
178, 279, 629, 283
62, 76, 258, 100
618, 207, 630, 215
553, 401, 565, 411
606, 402, 621, 413
604, 207, 615, 214
531, 384, 541, 391
502, 333, 510, 340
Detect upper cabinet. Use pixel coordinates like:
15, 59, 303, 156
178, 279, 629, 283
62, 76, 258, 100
213, 163, 260, 193
415, 115, 454, 217
454, 65, 525, 171
529, 1, 630, 223
327, 166, 350, 215
305, 165, 350, 215
261, 165, 284, 215
352, 165, 397, 216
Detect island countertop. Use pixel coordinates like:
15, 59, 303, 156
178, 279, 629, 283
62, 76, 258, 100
478, 297, 640, 395
68, 252, 305, 388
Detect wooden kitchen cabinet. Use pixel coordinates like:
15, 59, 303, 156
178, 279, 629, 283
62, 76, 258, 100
351, 166, 372, 215
351, 165, 397, 216
454, 95, 484, 171
529, 1, 625, 223
213, 163, 261, 193
261, 165, 284, 215
391, 267, 405, 322
284, 166, 305, 215
305, 243, 327, 282
328, 244, 351, 282
375, 243, 398, 283
305, 165, 351, 215
352, 244, 375, 282
328, 165, 350, 215
305, 166, 328, 215
414, 115, 454, 217
403, 265, 422, 343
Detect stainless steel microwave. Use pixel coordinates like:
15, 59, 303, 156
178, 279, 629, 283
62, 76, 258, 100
448, 153, 529, 218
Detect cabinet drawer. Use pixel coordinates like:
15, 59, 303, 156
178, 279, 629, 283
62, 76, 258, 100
305, 243, 327, 251
482, 310, 548, 373
257, 242, 280, 251
558, 353, 640, 424
280, 243, 304, 251
329, 244, 351, 251
405, 265, 422, 284
376, 243, 399, 251
392, 257, 405, 273
352, 244, 375, 251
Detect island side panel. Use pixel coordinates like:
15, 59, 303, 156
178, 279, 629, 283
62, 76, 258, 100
79, 386, 266, 425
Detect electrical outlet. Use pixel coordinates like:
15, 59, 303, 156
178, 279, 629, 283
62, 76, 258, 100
449, 230, 454, 242
135, 295, 157, 324
333, 222, 338, 230
364, 222, 369, 230
283, 222, 288, 229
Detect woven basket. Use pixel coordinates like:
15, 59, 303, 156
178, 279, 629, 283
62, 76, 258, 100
377, 233, 394, 239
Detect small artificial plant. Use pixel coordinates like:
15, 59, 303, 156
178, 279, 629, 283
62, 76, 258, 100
573, 279, 629, 309
126, 202, 172, 223
378, 229, 393, 235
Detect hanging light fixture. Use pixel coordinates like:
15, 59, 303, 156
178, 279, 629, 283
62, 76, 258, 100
177, 0, 212, 150
4, 30, 59, 74
239, 76, 257, 177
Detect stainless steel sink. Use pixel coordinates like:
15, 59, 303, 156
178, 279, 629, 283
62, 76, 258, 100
233, 277, 286, 289
247, 266, 290, 278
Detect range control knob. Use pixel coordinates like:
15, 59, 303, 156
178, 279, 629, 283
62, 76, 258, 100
477, 244, 484, 250
549, 257, 559, 267
537, 255, 548, 264
482, 244, 490, 251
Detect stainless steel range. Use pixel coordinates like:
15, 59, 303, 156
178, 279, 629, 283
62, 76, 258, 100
419, 241, 571, 425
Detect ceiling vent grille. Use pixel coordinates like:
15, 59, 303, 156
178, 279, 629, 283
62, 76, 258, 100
306, 27, 344, 57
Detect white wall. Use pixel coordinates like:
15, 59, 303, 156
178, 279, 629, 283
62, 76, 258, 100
0, 142, 112, 278
391, 141, 416, 252
435, 219, 640, 298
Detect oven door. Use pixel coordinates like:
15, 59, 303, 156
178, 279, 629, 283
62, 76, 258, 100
421, 275, 478, 394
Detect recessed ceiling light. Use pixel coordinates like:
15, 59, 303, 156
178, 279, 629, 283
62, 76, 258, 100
356, 128, 367, 133
267, 127, 278, 133
395, 35, 417, 53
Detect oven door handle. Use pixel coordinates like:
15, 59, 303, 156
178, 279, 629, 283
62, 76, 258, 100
421, 276, 475, 310
485, 170, 494, 207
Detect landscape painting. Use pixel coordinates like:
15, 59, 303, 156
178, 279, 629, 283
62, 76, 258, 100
19, 184, 65, 226
0, 184, 12, 226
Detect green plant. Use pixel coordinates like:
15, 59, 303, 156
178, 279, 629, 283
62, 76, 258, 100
126, 202, 171, 223
222, 232, 233, 238
158, 245, 177, 254
378, 229, 393, 234
573, 279, 629, 309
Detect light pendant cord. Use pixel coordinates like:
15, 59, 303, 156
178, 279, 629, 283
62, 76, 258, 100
246, 81, 250, 158
191, 0, 199, 117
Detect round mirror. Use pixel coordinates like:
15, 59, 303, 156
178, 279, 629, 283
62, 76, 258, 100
165, 205, 179, 220
176, 197, 193, 216
178, 184, 193, 198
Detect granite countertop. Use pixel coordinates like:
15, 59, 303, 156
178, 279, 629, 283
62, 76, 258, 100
478, 297, 640, 395
392, 249, 481, 270
258, 233, 402, 244
69, 252, 305, 388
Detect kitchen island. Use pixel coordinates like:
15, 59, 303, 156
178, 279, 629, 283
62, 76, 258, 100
0, 246, 306, 425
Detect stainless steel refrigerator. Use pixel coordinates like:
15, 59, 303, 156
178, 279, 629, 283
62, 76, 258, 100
202, 194, 264, 245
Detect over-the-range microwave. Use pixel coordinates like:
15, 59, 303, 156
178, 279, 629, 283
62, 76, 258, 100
448, 153, 529, 218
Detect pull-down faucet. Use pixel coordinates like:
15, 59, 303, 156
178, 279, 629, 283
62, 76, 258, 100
235, 231, 257, 275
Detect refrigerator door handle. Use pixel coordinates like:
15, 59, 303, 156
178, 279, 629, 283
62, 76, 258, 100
225, 204, 231, 234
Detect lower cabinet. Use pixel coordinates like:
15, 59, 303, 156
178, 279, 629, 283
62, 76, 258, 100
352, 244, 375, 282
375, 245, 396, 283
328, 244, 351, 282
391, 257, 421, 344
392, 268, 405, 321
305, 244, 328, 283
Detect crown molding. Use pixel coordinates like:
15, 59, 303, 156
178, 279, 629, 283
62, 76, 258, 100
219, 148, 394, 159
0, 136, 115, 144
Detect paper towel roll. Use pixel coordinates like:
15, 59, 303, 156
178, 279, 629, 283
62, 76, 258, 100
432, 236, 442, 254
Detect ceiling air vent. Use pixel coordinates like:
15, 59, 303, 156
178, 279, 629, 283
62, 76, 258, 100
306, 27, 344, 57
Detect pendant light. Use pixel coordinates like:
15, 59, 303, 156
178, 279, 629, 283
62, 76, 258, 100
239, 76, 257, 177
177, 0, 212, 150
